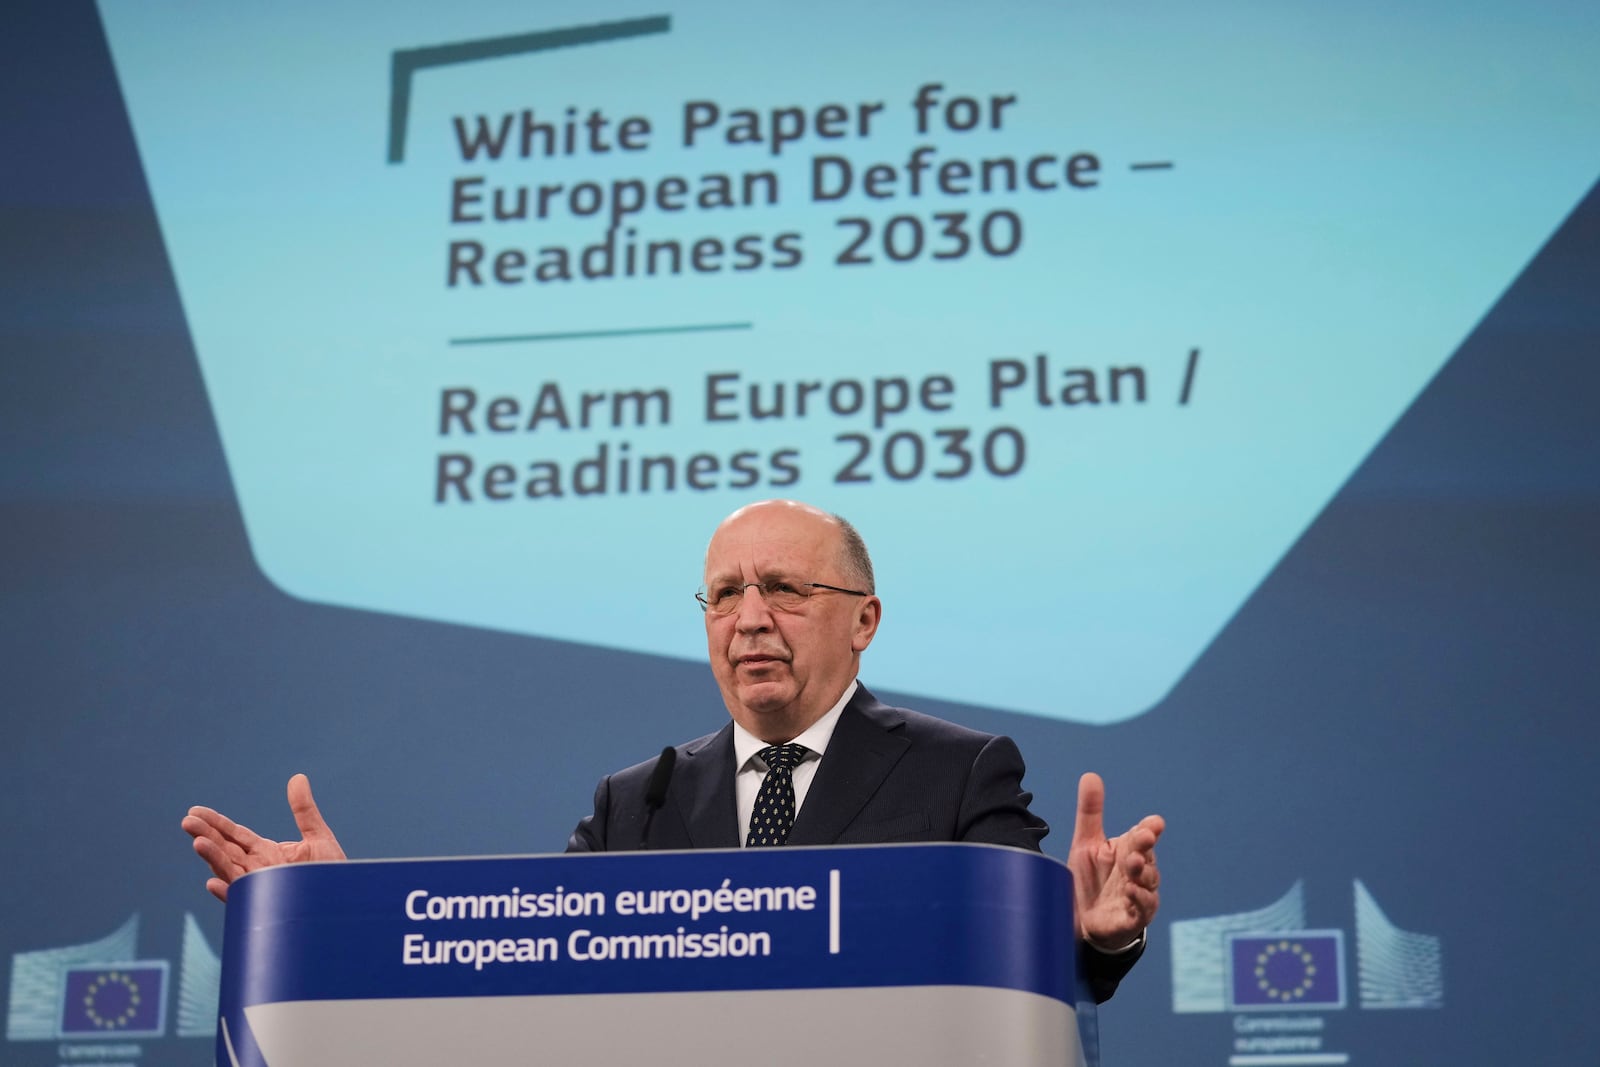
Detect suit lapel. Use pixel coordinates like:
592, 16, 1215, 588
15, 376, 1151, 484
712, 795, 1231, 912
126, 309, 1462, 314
671, 723, 740, 849
786, 687, 910, 846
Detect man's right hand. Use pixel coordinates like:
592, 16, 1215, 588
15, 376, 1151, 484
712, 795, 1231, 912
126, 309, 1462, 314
181, 773, 346, 902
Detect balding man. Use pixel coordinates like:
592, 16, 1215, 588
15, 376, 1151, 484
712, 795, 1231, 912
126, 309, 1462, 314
184, 500, 1162, 1001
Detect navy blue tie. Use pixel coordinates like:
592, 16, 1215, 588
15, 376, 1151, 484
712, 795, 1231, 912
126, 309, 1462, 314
747, 744, 809, 847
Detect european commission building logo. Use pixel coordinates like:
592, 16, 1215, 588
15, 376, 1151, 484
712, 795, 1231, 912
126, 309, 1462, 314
6, 913, 221, 1045
1171, 881, 1442, 1065
1172, 879, 1442, 1014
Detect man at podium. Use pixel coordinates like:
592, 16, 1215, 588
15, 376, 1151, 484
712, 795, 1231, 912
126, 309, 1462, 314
184, 499, 1163, 1002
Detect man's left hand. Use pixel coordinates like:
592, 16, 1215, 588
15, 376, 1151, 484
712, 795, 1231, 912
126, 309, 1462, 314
1068, 771, 1164, 952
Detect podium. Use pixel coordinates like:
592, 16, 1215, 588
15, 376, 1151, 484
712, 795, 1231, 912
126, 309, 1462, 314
216, 843, 1098, 1066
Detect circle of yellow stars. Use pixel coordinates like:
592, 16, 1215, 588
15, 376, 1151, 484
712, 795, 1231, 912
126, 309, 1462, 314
82, 970, 143, 1029
1254, 940, 1318, 1002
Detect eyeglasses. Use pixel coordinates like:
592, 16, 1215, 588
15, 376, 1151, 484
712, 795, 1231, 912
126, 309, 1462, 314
696, 579, 871, 615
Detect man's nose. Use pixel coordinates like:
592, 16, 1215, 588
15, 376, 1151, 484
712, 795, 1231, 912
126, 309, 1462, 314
734, 584, 774, 630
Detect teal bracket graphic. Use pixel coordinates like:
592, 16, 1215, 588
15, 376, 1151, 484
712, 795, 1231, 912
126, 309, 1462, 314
387, 14, 672, 163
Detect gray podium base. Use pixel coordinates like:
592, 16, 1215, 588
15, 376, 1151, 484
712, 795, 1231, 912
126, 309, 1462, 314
243, 984, 1083, 1066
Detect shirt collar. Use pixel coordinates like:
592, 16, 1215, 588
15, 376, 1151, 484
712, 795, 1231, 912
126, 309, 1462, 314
732, 679, 858, 770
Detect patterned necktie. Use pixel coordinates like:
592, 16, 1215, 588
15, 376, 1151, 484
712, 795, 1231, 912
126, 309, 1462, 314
746, 744, 809, 847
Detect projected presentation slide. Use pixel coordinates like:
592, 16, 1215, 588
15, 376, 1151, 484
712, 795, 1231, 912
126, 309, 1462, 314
96, 1, 1598, 723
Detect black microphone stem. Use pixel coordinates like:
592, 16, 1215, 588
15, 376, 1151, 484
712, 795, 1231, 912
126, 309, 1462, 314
640, 745, 677, 849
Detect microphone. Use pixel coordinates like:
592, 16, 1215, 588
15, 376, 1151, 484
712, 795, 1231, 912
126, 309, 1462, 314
640, 746, 677, 849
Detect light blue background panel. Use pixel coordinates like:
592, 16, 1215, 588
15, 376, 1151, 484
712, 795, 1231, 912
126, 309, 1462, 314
98, 0, 1600, 722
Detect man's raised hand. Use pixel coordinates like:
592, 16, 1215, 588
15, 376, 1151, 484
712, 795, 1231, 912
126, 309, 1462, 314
1067, 771, 1164, 952
181, 773, 346, 902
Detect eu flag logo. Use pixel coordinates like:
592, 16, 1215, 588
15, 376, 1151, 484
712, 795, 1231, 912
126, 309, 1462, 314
58, 962, 168, 1038
1227, 931, 1345, 1011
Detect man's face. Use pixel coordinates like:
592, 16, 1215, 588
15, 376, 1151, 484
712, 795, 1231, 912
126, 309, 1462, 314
702, 501, 880, 743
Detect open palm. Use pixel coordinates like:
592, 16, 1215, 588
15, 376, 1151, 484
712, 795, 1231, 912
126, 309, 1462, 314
180, 773, 345, 902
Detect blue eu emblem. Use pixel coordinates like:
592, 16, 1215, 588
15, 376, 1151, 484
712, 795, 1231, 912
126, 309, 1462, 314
1227, 931, 1344, 1011
58, 962, 168, 1038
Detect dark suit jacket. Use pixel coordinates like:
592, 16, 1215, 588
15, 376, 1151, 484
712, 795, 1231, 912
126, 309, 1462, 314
567, 683, 1140, 1001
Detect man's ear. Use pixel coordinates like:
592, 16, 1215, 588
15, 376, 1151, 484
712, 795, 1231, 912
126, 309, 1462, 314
851, 596, 882, 652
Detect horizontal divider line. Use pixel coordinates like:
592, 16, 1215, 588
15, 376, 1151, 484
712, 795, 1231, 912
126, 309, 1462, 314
451, 322, 753, 346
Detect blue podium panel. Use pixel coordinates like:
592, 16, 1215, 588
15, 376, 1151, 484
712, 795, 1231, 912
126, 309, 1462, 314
218, 844, 1092, 1067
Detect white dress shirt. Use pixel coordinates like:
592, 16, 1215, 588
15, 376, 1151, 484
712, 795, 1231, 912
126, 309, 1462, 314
731, 680, 857, 846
